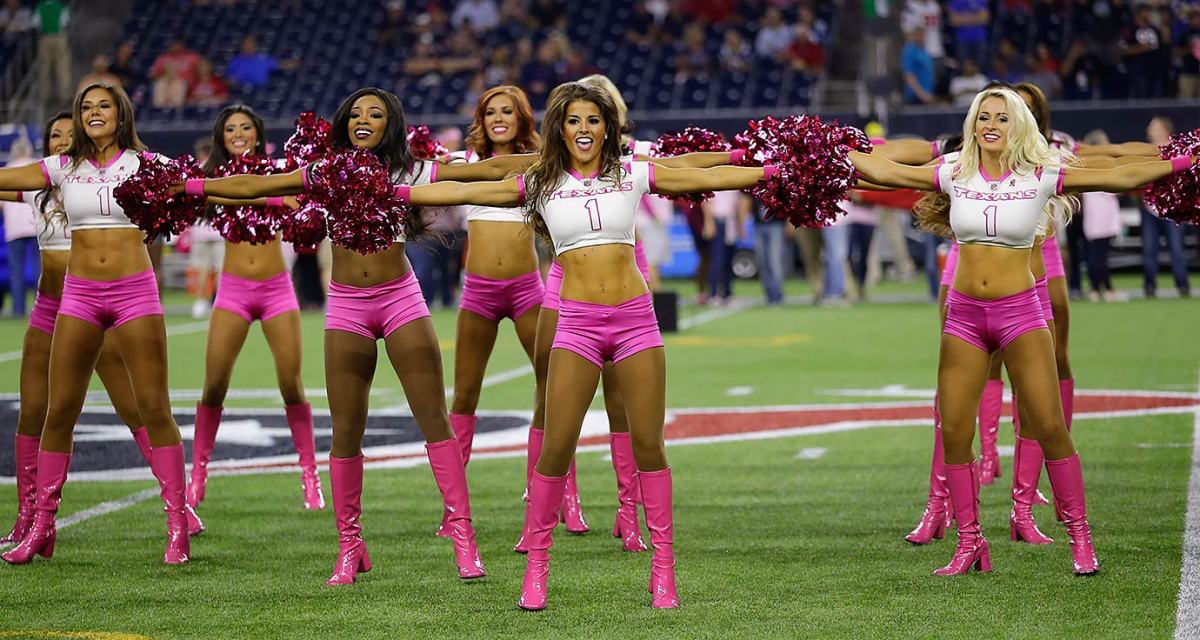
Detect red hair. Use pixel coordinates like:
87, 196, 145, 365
466, 85, 540, 156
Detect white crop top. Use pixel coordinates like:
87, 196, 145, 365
629, 139, 654, 157
17, 190, 71, 251
390, 160, 436, 243
40, 149, 164, 232
538, 161, 655, 256
935, 153, 1064, 249
453, 150, 524, 223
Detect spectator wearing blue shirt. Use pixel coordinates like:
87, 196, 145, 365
948, 0, 989, 68
226, 36, 294, 90
902, 28, 936, 104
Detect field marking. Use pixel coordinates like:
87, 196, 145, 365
1174, 368, 1200, 640
0, 319, 211, 364
0, 487, 159, 552
795, 447, 827, 460
726, 386, 753, 397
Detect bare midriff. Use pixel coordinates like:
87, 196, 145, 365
223, 236, 288, 280
558, 244, 648, 306
66, 228, 153, 281
465, 219, 539, 280
330, 242, 411, 288
952, 243, 1036, 299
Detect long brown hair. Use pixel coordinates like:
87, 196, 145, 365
522, 81, 624, 241
35, 111, 71, 220
466, 85, 540, 156
66, 83, 145, 169
1013, 82, 1051, 140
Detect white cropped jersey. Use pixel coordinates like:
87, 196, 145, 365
935, 153, 1064, 249
40, 149, 164, 232
538, 161, 655, 255
629, 139, 654, 157
454, 150, 523, 223
17, 190, 71, 251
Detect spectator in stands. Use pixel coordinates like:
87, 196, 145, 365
844, 196, 877, 301
77, 54, 121, 94
1022, 49, 1062, 99
110, 41, 140, 90
683, 0, 736, 25
405, 37, 444, 84
902, 27, 936, 104
226, 35, 293, 90
150, 37, 201, 88
0, 0, 34, 43
377, 0, 406, 50
521, 39, 564, 105
152, 64, 187, 108
1060, 37, 1098, 100
947, 0, 989, 68
752, 199, 787, 305
1123, 5, 1168, 99
493, 0, 536, 43
625, 1, 658, 47
902, 0, 945, 69
34, 0, 70, 104
452, 0, 500, 33
1080, 129, 1126, 302
563, 46, 597, 80
755, 8, 792, 59
798, 6, 830, 46
2, 138, 37, 318
529, 0, 566, 32
821, 210, 851, 307
188, 58, 229, 107
1140, 116, 1191, 298
483, 46, 516, 86
719, 29, 752, 74
675, 23, 713, 82
786, 22, 826, 76
1178, 7, 1200, 98
949, 57, 988, 105
702, 190, 749, 306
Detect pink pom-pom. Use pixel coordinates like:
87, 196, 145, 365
113, 154, 206, 242
652, 127, 732, 205
734, 114, 872, 228
1144, 128, 1200, 225
309, 148, 410, 254
284, 111, 332, 170
208, 155, 287, 244
280, 195, 328, 251
407, 125, 449, 160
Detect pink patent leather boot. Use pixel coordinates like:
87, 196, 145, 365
1045, 454, 1099, 575
518, 472, 567, 611
977, 380, 1003, 484
2, 450, 69, 565
641, 468, 680, 608
436, 413, 479, 537
427, 438, 486, 579
1010, 436, 1053, 544
187, 404, 222, 507
513, 427, 545, 553
1, 434, 39, 545
560, 458, 589, 534
609, 432, 648, 552
151, 444, 192, 564
933, 461, 993, 576
1011, 394, 1051, 506
906, 403, 951, 545
327, 455, 371, 585
286, 403, 326, 510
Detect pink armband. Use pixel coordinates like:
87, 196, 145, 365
265, 196, 285, 207
184, 179, 206, 196
869, 137, 886, 146
762, 165, 779, 181
1170, 156, 1195, 173
393, 184, 411, 203
729, 149, 746, 164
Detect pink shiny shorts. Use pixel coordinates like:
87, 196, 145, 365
29, 292, 60, 335
943, 287, 1047, 353
552, 293, 663, 368
542, 261, 564, 312
1042, 239, 1065, 280
213, 271, 299, 324
1036, 276, 1053, 321
459, 270, 544, 323
325, 271, 430, 340
940, 242, 959, 287
59, 270, 162, 330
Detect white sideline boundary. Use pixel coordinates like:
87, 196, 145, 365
1175, 368, 1200, 640
0, 487, 160, 552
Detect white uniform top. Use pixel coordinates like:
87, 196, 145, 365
39, 149, 163, 232
935, 152, 1064, 249
454, 150, 524, 223
538, 161, 655, 256
17, 190, 71, 251
390, 160, 436, 243
1049, 130, 1078, 156
629, 139, 654, 157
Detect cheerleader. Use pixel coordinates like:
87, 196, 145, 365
851, 87, 1194, 575
178, 88, 527, 585
186, 105, 324, 513
0, 112, 159, 545
0, 84, 201, 565
398, 80, 775, 610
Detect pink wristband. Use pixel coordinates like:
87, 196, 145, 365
265, 196, 285, 207
870, 137, 886, 146
762, 165, 779, 181
393, 184, 411, 203
184, 179, 206, 196
729, 149, 746, 164
1170, 156, 1194, 173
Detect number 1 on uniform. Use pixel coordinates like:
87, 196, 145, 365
585, 198, 601, 231
982, 204, 997, 237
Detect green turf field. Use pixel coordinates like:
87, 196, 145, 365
0, 276, 1196, 639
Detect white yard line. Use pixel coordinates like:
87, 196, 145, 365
0, 487, 160, 551
1174, 368, 1200, 640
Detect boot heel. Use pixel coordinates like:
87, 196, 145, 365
612, 521, 620, 538
932, 518, 946, 540
1010, 520, 1019, 541
39, 533, 55, 559
358, 547, 372, 573
974, 545, 993, 573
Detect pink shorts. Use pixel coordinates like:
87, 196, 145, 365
940, 242, 958, 287
59, 270, 163, 330
542, 261, 564, 312
635, 238, 651, 283
1036, 276, 1053, 321
213, 271, 299, 323
552, 293, 663, 368
459, 270, 544, 322
325, 271, 430, 340
1042, 239, 1065, 280
29, 292, 60, 335
943, 287, 1047, 353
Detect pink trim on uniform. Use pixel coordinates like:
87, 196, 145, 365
930, 140, 941, 158
1054, 166, 1066, 195
1035, 276, 1054, 321
58, 269, 163, 330
429, 162, 439, 183
88, 150, 124, 171
38, 159, 52, 187
647, 163, 656, 193
1042, 238, 1065, 279
302, 165, 312, 191
940, 242, 959, 287
870, 137, 886, 146
979, 166, 1014, 183
634, 238, 651, 283
213, 271, 300, 324
459, 270, 544, 323
552, 293, 663, 368
516, 174, 526, 204
933, 165, 944, 194
15, 191, 26, 203
542, 261, 564, 312
29, 292, 60, 335
943, 287, 1047, 353
324, 271, 430, 340
566, 167, 600, 181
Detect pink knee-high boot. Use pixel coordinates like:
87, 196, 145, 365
327, 455, 371, 585
906, 400, 950, 545
286, 403, 325, 510
609, 432, 648, 552
426, 438, 486, 579
130, 427, 153, 466
1011, 394, 1050, 506
561, 458, 589, 534
978, 380, 1003, 484
187, 404, 222, 507
1010, 436, 1053, 544
1060, 379, 1075, 431
150, 444, 193, 564
1, 434, 40, 545
640, 467, 680, 608
933, 461, 992, 576
513, 427, 545, 553
449, 413, 477, 466
519, 471, 567, 611
1045, 453, 1099, 575
2, 450, 68, 565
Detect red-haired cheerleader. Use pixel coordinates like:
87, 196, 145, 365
179, 88, 527, 585
400, 80, 776, 610
0, 84, 202, 565
852, 87, 1196, 575
0, 112, 159, 545
186, 104, 324, 514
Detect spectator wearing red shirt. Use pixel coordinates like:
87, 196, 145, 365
786, 23, 825, 75
188, 58, 229, 106
150, 37, 201, 86
682, 0, 736, 24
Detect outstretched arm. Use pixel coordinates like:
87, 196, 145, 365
1061, 157, 1193, 193
1078, 142, 1159, 158
180, 168, 307, 199
650, 165, 767, 195
0, 163, 49, 192
848, 151, 938, 191
0, 191, 25, 202
405, 176, 523, 208
636, 151, 741, 169
872, 138, 939, 165
436, 154, 536, 181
